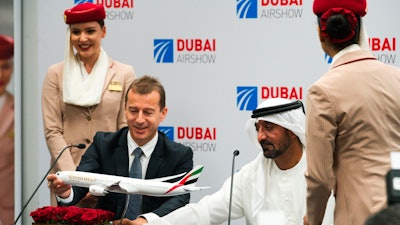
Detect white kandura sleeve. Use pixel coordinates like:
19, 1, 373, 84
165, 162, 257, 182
147, 197, 214, 225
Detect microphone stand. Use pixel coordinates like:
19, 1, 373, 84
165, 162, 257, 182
13, 143, 86, 225
228, 150, 240, 225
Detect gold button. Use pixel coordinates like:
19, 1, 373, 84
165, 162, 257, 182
86, 116, 91, 121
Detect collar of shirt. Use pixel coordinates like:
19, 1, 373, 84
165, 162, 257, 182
330, 44, 361, 69
127, 131, 158, 176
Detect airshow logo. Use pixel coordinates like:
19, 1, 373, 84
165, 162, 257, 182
159, 126, 217, 153
74, 0, 134, 21
237, 0, 257, 19
369, 37, 397, 65
237, 0, 304, 20
153, 38, 217, 64
159, 126, 174, 141
237, 86, 258, 111
323, 37, 398, 65
237, 86, 303, 111
154, 39, 174, 63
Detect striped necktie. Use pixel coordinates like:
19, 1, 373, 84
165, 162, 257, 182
125, 147, 143, 219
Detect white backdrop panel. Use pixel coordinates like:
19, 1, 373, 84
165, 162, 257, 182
35, 1, 400, 225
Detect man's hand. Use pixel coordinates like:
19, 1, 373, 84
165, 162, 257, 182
303, 215, 309, 225
46, 173, 72, 198
113, 217, 148, 225
75, 193, 98, 208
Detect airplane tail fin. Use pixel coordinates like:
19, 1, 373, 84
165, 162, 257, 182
163, 165, 210, 195
176, 165, 204, 186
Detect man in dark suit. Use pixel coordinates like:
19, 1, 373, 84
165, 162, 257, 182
47, 75, 193, 225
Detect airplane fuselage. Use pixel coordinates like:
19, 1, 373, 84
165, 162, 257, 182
57, 171, 189, 197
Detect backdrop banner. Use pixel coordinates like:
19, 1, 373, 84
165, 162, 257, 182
36, 1, 400, 225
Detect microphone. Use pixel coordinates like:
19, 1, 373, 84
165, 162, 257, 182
228, 150, 240, 225
13, 143, 86, 225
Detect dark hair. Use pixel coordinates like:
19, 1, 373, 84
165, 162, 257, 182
97, 20, 105, 27
125, 75, 166, 110
318, 13, 360, 50
364, 204, 400, 225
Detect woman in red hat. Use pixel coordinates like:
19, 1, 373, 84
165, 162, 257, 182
305, 1, 400, 225
0, 33, 15, 225
41, 3, 135, 207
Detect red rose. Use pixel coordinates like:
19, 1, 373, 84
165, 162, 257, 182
53, 206, 69, 222
64, 206, 85, 223
30, 206, 59, 223
81, 209, 99, 225
96, 209, 114, 222
31, 206, 114, 224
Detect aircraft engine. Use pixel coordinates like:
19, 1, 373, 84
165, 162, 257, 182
89, 185, 108, 196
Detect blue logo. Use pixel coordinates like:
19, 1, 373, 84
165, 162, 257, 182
154, 39, 174, 63
74, 0, 92, 4
237, 0, 258, 19
237, 86, 258, 111
324, 53, 332, 64
159, 126, 174, 141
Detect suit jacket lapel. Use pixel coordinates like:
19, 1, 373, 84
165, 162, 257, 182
145, 132, 164, 179
102, 58, 116, 96
113, 129, 130, 218
116, 128, 130, 177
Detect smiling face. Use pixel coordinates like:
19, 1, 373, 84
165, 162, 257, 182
125, 89, 168, 146
69, 21, 106, 62
0, 58, 13, 96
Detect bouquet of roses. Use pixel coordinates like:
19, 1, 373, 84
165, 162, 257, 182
30, 206, 114, 225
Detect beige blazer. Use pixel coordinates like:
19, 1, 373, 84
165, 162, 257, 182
0, 92, 14, 225
42, 58, 135, 172
305, 50, 400, 225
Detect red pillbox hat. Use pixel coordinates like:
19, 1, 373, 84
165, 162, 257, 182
0, 34, 14, 60
64, 3, 106, 24
313, 0, 367, 17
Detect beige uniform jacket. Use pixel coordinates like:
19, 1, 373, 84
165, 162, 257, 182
0, 92, 14, 225
305, 50, 400, 225
42, 58, 135, 172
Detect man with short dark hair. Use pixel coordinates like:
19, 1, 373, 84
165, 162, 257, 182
47, 75, 193, 225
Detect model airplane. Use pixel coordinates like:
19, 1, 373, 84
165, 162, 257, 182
56, 165, 210, 197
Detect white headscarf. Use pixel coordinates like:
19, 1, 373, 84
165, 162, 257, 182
358, 18, 369, 51
245, 98, 306, 151
62, 27, 108, 107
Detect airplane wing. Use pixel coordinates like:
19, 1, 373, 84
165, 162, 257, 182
107, 180, 127, 192
88, 181, 129, 196
183, 185, 211, 191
